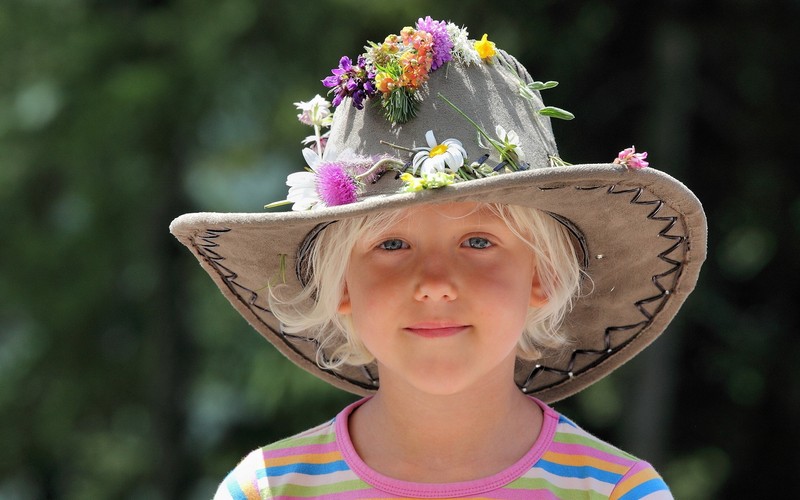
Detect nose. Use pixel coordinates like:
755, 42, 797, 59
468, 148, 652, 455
413, 258, 458, 302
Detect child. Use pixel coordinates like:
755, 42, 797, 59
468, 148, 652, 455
171, 17, 706, 499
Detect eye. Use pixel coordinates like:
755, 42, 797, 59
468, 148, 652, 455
464, 236, 492, 249
378, 239, 408, 251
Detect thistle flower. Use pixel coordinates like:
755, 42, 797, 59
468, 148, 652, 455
315, 153, 390, 206
613, 146, 649, 170
284, 148, 383, 210
316, 162, 360, 206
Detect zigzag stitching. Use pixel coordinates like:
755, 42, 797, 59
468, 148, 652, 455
184, 179, 689, 395
191, 228, 377, 391
520, 184, 687, 392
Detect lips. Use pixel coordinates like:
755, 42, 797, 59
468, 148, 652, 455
404, 322, 469, 338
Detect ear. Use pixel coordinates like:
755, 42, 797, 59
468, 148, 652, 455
529, 267, 549, 308
337, 283, 352, 314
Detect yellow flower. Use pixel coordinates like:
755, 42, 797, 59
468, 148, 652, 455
474, 34, 496, 60
400, 172, 425, 192
400, 172, 456, 192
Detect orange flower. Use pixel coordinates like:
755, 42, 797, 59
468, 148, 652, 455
375, 72, 397, 94
400, 52, 430, 88
400, 26, 416, 45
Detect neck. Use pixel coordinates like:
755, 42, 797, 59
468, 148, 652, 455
348, 370, 544, 482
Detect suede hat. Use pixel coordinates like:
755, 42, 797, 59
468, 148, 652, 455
170, 19, 706, 402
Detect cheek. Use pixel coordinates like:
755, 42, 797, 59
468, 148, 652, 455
349, 277, 396, 311
341, 266, 400, 315
478, 266, 538, 314
476, 262, 533, 292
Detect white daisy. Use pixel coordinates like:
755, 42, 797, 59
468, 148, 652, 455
286, 170, 319, 211
412, 130, 468, 175
285, 147, 333, 211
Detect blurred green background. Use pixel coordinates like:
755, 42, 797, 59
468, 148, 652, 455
1, 0, 797, 498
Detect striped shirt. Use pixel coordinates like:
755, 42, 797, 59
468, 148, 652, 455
214, 398, 672, 499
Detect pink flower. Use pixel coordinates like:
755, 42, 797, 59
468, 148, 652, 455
315, 156, 379, 207
316, 162, 360, 206
613, 146, 649, 169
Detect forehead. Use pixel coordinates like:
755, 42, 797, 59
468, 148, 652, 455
371, 201, 502, 226
350, 202, 525, 249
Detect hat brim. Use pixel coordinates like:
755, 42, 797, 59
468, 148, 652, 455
170, 162, 706, 403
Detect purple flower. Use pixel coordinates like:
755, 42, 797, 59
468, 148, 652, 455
322, 56, 377, 110
316, 162, 360, 206
416, 16, 453, 70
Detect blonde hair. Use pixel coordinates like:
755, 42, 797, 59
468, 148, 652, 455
269, 203, 582, 369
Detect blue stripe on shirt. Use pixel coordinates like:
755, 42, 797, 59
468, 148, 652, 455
618, 477, 671, 499
262, 459, 350, 477
537, 459, 623, 484
223, 475, 249, 500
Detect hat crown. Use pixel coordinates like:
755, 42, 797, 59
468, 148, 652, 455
325, 51, 559, 196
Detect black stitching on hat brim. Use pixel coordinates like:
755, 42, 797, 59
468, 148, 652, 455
170, 163, 707, 402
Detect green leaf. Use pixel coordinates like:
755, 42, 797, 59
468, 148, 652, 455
382, 88, 418, 124
528, 80, 559, 91
538, 106, 575, 120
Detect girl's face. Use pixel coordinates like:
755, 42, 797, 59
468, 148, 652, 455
338, 202, 547, 396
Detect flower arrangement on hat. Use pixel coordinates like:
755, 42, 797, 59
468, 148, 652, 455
322, 17, 579, 127
323, 17, 480, 124
268, 17, 649, 212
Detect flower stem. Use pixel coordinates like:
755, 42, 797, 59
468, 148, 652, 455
314, 124, 322, 157
264, 199, 293, 209
548, 155, 573, 167
379, 140, 416, 153
437, 92, 518, 170
355, 157, 405, 180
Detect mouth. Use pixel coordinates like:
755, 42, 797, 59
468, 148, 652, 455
404, 322, 469, 338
